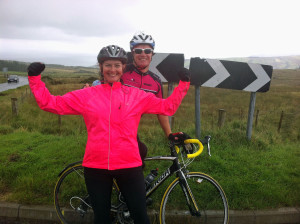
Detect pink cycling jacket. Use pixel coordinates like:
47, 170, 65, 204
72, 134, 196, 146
29, 75, 190, 170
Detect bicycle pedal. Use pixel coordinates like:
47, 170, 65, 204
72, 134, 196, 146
146, 197, 153, 206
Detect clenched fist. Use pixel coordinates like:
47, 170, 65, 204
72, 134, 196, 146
27, 62, 45, 76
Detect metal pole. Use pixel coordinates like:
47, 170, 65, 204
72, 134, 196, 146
246, 92, 256, 140
195, 85, 201, 139
168, 82, 175, 129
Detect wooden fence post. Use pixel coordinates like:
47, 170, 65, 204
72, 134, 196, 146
11, 98, 18, 116
278, 111, 284, 133
239, 108, 243, 131
240, 108, 244, 120
218, 109, 226, 128
21, 92, 24, 103
58, 115, 62, 128
211, 112, 214, 129
58, 115, 62, 134
255, 109, 260, 127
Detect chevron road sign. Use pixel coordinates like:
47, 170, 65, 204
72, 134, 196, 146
189, 57, 274, 140
189, 57, 273, 92
127, 52, 184, 83
127, 53, 273, 140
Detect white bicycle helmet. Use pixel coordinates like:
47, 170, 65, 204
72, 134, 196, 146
97, 45, 127, 64
130, 31, 155, 51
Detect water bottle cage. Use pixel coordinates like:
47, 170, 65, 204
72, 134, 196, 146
145, 169, 158, 188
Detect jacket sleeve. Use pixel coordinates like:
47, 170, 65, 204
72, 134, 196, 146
141, 81, 190, 116
28, 75, 85, 115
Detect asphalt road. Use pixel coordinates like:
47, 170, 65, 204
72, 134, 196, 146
0, 76, 29, 93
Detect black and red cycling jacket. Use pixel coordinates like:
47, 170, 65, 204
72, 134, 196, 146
122, 64, 163, 99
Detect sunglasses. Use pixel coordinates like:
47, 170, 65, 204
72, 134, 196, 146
133, 48, 153, 54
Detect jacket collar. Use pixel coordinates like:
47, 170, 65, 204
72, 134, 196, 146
102, 82, 122, 89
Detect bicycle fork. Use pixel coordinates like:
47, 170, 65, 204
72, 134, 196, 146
178, 171, 201, 217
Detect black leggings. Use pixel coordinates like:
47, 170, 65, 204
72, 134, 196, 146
137, 135, 148, 167
84, 166, 150, 224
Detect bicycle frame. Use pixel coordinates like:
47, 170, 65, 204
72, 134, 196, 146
144, 156, 178, 197
144, 142, 201, 216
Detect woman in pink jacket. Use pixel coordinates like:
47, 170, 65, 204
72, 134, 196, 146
27, 45, 190, 224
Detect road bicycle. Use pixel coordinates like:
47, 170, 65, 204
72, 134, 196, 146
54, 134, 229, 224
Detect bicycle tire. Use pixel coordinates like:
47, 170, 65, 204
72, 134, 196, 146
159, 172, 229, 224
54, 164, 126, 224
54, 164, 93, 224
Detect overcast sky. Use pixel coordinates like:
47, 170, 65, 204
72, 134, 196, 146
0, 0, 299, 66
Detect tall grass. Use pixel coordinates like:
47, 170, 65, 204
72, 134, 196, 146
0, 69, 299, 210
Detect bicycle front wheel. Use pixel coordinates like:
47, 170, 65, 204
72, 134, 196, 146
54, 164, 93, 224
160, 172, 229, 224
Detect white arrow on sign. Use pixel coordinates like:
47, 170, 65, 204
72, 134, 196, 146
243, 63, 271, 92
202, 59, 230, 87
149, 53, 169, 82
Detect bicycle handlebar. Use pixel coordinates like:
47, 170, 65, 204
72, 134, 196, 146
174, 135, 211, 159
184, 139, 204, 159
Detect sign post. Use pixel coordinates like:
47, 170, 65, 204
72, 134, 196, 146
246, 92, 256, 139
2, 67, 8, 78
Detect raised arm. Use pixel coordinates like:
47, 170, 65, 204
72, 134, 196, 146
28, 62, 85, 115
142, 68, 191, 116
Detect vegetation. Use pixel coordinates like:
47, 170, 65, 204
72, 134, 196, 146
0, 67, 299, 211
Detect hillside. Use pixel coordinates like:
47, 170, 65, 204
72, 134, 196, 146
1, 55, 300, 72
185, 55, 300, 69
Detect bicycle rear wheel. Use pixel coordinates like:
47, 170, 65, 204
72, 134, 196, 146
54, 164, 93, 224
54, 164, 125, 224
160, 172, 229, 224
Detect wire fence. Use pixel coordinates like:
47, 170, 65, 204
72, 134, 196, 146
200, 108, 299, 140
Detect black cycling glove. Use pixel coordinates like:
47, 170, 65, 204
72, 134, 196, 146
27, 62, 45, 76
168, 132, 192, 143
177, 67, 191, 82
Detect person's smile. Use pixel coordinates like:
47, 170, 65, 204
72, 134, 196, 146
101, 59, 125, 84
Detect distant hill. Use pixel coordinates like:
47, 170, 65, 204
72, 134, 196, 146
0, 60, 97, 72
2, 55, 300, 72
185, 55, 300, 69
0, 60, 28, 72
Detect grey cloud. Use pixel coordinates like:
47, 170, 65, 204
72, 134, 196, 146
0, 0, 136, 40
1, 50, 97, 67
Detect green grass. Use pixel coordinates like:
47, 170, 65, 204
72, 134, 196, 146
0, 130, 86, 203
0, 68, 299, 211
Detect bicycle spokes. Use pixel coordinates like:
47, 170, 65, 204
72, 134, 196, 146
160, 173, 229, 224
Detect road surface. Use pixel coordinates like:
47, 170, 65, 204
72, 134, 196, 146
0, 76, 29, 93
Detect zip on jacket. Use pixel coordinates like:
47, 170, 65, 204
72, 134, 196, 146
108, 84, 112, 170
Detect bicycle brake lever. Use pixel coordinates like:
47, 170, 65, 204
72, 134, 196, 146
205, 136, 212, 157
207, 142, 211, 157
